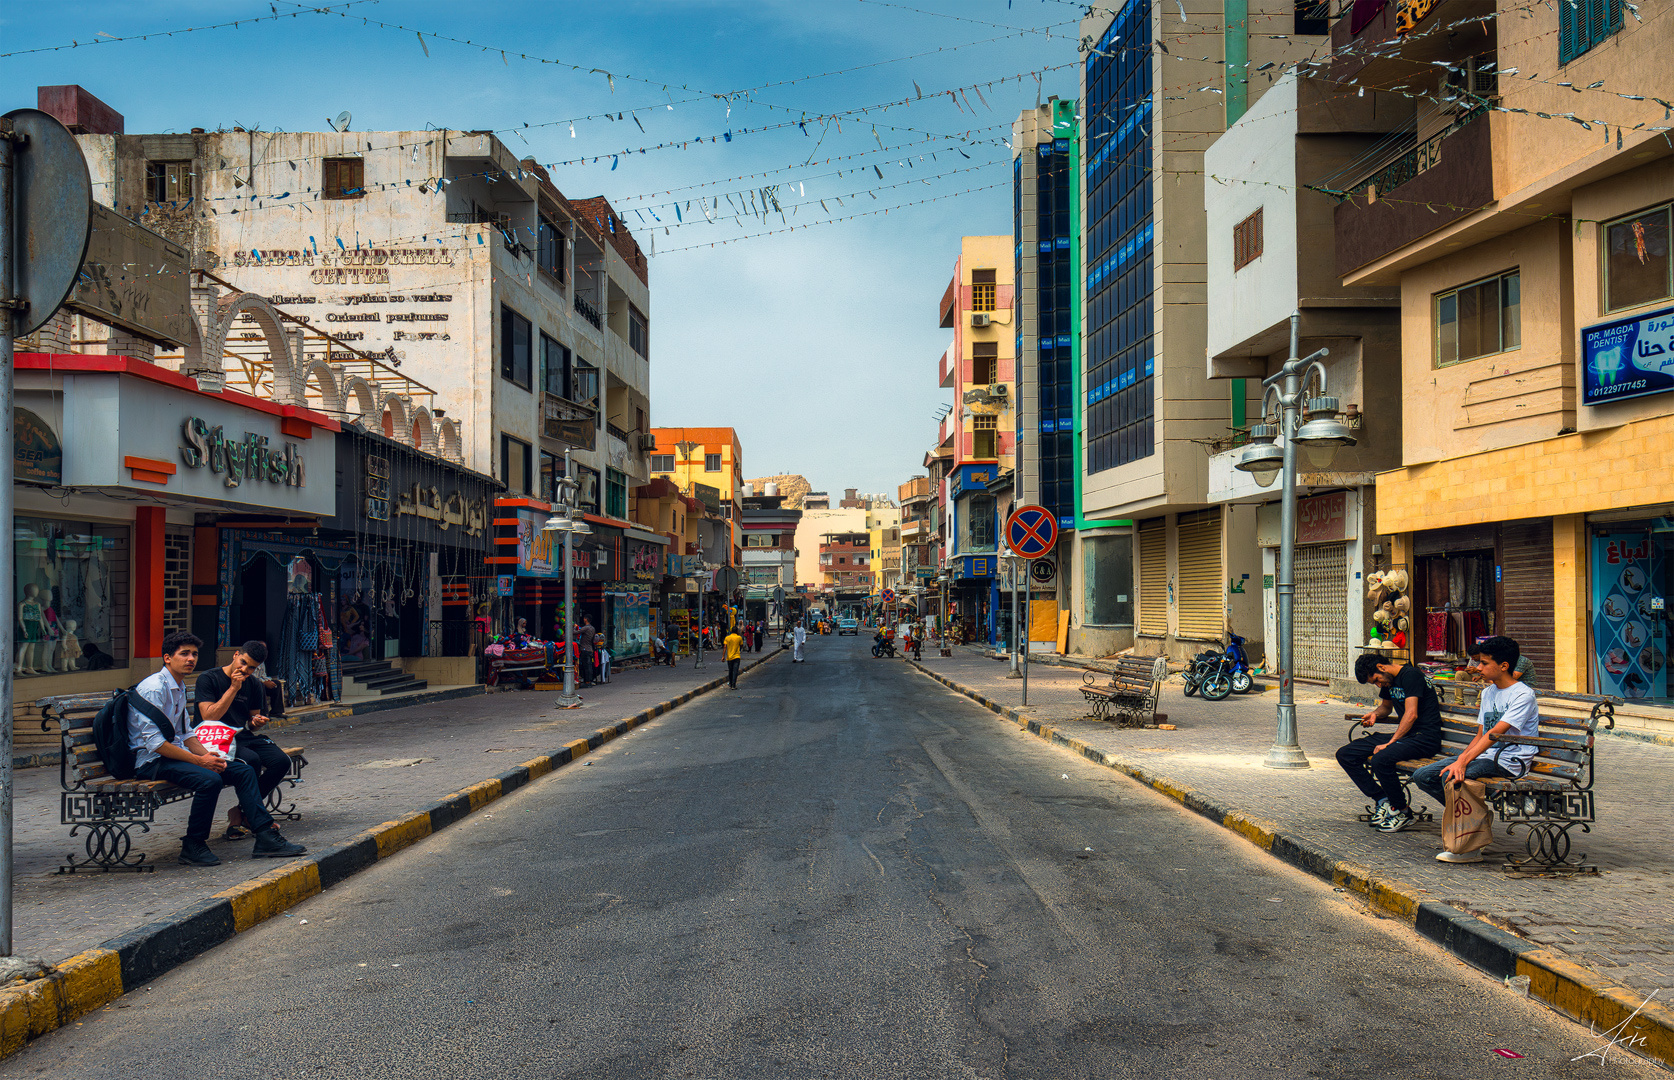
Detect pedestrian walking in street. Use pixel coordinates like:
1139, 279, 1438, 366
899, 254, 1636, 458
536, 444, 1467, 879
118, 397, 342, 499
724, 626, 744, 689
596, 635, 612, 683
756, 620, 766, 652
1338, 653, 1443, 833
793, 621, 807, 662
130, 632, 306, 866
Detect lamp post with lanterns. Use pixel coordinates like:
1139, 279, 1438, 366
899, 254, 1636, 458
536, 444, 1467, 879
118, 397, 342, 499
1234, 314, 1357, 770
541, 449, 592, 709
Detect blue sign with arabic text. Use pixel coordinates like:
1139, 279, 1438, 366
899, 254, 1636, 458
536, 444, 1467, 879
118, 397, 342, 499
1582, 305, 1674, 406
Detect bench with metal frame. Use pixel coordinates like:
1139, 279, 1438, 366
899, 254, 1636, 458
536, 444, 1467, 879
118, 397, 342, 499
40, 691, 307, 874
1080, 655, 1168, 726
1346, 694, 1616, 873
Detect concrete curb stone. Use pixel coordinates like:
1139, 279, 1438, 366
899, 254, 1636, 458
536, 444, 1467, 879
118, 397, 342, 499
0, 648, 784, 1058
908, 659, 1674, 1070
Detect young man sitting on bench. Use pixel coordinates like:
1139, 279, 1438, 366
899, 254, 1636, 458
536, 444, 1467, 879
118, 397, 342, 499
1411, 635, 1539, 864
194, 640, 293, 841
131, 632, 307, 867
1338, 653, 1443, 833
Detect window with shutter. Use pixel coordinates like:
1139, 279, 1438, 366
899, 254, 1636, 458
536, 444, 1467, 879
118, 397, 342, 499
323, 157, 364, 199
1560, 0, 1623, 63
1175, 510, 1224, 639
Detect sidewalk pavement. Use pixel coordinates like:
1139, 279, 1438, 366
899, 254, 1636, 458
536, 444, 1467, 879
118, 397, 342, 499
911, 649, 1674, 1066
10, 647, 779, 969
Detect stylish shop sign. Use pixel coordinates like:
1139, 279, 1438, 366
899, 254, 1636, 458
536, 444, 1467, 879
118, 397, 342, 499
181, 417, 308, 488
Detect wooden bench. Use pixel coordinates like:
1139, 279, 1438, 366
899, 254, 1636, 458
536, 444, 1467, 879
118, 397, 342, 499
40, 691, 308, 874
1345, 694, 1616, 872
1080, 656, 1168, 726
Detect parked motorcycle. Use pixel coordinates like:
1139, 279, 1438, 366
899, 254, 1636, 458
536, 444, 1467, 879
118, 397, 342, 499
1225, 633, 1253, 694
1181, 650, 1221, 698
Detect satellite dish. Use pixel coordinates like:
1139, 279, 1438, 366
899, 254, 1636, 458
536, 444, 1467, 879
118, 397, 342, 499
330, 111, 352, 132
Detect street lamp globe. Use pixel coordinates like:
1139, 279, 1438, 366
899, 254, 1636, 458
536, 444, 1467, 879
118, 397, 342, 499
1234, 424, 1284, 489
1294, 397, 1356, 470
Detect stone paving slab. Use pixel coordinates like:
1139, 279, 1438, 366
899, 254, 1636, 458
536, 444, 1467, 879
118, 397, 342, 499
12, 649, 780, 966
912, 649, 1674, 1008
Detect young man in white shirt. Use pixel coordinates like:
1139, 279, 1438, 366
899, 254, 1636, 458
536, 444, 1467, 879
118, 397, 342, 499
131, 632, 307, 867
1410, 635, 1540, 864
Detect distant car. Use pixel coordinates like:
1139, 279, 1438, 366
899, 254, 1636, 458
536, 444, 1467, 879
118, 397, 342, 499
837, 617, 859, 636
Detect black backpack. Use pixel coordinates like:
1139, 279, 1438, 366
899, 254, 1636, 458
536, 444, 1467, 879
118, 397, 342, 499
91, 689, 177, 781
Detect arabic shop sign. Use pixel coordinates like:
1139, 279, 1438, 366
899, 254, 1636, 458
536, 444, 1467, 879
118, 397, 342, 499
15, 408, 62, 485
182, 417, 308, 488
1582, 305, 1674, 406
391, 483, 487, 537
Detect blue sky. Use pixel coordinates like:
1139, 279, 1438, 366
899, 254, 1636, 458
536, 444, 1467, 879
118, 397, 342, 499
0, 1, 1081, 497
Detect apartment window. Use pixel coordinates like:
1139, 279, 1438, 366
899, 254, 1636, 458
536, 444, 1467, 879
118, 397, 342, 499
537, 215, 567, 281
1233, 208, 1264, 271
1294, 0, 1329, 34
540, 452, 558, 502
501, 435, 532, 495
571, 359, 599, 407
628, 306, 649, 356
704, 453, 722, 472
972, 342, 998, 386
322, 157, 364, 200
1435, 271, 1520, 367
539, 333, 569, 396
145, 160, 192, 203
500, 305, 532, 389
1560, 0, 1623, 65
650, 454, 675, 472
606, 468, 628, 518
969, 494, 996, 548
1605, 204, 1672, 312
972, 414, 999, 459
971, 269, 997, 312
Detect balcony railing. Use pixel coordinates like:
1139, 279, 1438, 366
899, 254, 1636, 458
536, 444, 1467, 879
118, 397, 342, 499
607, 421, 630, 443
1327, 104, 1487, 202
574, 294, 603, 330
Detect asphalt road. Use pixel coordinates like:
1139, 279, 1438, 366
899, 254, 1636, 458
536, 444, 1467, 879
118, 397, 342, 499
5, 636, 1660, 1079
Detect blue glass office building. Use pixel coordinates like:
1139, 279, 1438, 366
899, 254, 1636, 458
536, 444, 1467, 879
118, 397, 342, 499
1083, 0, 1155, 474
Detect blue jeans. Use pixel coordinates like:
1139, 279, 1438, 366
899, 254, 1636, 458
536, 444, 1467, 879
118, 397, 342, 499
1410, 754, 1516, 805
141, 757, 275, 842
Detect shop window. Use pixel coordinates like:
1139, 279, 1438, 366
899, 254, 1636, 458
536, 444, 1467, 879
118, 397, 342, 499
501, 305, 532, 389
704, 453, 722, 472
1560, 0, 1623, 64
650, 454, 674, 473
322, 157, 364, 200
1604, 204, 1672, 313
1435, 270, 1520, 367
14, 518, 129, 677
145, 160, 193, 203
501, 434, 532, 494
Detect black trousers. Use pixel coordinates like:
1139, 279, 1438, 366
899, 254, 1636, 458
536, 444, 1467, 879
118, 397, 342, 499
727, 658, 741, 688
1335, 735, 1438, 812
235, 734, 292, 799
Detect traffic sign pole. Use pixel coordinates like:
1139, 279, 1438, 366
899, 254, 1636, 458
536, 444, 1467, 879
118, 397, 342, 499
0, 115, 16, 958
1003, 505, 1058, 707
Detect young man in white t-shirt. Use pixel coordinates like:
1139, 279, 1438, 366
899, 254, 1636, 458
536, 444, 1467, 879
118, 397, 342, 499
1410, 635, 1540, 864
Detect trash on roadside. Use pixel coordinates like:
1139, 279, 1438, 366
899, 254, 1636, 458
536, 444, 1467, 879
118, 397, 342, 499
1504, 975, 1530, 997
1084, 847, 1094, 851
1265, 897, 1284, 903
299, 919, 308, 925
1491, 1049, 1524, 1059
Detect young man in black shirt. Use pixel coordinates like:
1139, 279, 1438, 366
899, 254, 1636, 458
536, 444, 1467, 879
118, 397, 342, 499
1336, 654, 1444, 833
195, 641, 293, 841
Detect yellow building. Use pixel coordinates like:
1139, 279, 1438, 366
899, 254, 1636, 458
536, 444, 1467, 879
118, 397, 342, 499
867, 505, 902, 598
648, 427, 744, 567
1331, 2, 1674, 726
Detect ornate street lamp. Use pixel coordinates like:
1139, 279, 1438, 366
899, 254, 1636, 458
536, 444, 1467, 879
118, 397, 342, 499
542, 449, 591, 708
1234, 314, 1356, 770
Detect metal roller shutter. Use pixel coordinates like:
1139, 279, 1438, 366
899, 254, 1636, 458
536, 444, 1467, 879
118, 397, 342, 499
1176, 510, 1223, 639
1138, 519, 1167, 636
1294, 541, 1350, 680
1499, 520, 1554, 679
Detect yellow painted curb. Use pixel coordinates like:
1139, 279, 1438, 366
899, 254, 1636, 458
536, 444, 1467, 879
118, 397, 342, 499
0, 948, 123, 1056
564, 737, 591, 760
373, 811, 433, 859
1222, 811, 1278, 851
215, 862, 323, 933
459, 778, 502, 812
53, 949, 122, 1026
522, 755, 553, 779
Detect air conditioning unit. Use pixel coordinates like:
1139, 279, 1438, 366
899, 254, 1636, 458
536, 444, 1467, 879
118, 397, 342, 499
637, 433, 658, 453
988, 383, 1009, 398
970, 312, 990, 328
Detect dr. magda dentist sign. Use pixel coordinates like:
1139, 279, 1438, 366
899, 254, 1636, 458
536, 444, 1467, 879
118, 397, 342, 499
1582, 305, 1674, 405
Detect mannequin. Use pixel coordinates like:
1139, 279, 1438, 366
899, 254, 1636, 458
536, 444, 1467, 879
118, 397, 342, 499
16, 583, 46, 675
56, 619, 82, 673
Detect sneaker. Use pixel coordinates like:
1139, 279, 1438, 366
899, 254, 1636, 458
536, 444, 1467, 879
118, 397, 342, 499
252, 828, 308, 859
1375, 809, 1416, 833
1366, 799, 1392, 827
179, 839, 221, 867
1435, 850, 1484, 863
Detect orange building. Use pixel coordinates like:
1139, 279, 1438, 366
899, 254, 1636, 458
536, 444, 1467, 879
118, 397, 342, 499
647, 427, 744, 566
